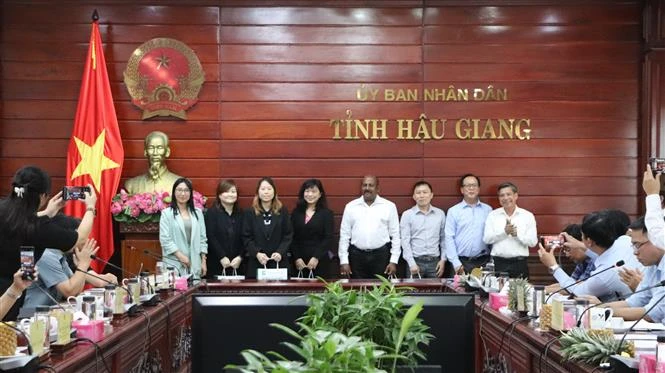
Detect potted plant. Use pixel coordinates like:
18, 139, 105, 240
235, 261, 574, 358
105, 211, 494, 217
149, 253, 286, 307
228, 277, 438, 372
298, 277, 433, 368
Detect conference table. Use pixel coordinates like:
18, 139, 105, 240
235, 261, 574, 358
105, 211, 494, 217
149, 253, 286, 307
42, 279, 599, 373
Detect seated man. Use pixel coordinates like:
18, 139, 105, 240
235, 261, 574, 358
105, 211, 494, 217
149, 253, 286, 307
605, 217, 665, 322
542, 224, 593, 294
538, 209, 642, 302
20, 215, 117, 317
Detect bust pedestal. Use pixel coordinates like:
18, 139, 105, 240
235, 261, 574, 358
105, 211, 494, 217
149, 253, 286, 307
120, 222, 162, 276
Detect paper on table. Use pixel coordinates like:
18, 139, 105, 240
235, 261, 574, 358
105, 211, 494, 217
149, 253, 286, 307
615, 333, 658, 340
616, 320, 665, 332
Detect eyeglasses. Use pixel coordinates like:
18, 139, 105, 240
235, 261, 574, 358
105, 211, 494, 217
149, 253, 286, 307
462, 183, 479, 189
632, 241, 649, 251
175, 188, 191, 194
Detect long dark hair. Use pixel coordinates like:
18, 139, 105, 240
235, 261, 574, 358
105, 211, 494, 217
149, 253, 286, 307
214, 179, 239, 213
251, 177, 282, 215
170, 178, 198, 219
295, 178, 328, 212
0, 166, 52, 241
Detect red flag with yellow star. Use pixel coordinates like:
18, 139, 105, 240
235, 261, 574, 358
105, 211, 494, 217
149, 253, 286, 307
65, 18, 124, 272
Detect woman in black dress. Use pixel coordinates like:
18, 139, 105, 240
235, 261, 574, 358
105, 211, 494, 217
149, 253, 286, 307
290, 179, 334, 279
242, 177, 293, 279
204, 179, 244, 277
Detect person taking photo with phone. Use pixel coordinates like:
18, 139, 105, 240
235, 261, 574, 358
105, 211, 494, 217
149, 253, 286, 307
0, 166, 97, 320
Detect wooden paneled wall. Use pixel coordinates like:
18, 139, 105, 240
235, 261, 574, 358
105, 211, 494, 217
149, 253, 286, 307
0, 1, 646, 237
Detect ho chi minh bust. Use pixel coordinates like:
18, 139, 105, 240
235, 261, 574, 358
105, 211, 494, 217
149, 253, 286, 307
124, 131, 182, 194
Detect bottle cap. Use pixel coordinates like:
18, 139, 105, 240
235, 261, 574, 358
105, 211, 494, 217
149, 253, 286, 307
658, 335, 665, 343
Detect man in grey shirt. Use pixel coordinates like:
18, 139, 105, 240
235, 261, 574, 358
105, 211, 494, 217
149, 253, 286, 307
400, 181, 447, 278
20, 215, 117, 317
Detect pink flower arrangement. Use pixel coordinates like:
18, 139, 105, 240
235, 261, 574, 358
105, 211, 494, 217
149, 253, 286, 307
111, 189, 207, 223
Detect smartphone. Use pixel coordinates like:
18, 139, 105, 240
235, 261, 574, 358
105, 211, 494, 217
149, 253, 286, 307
650, 157, 665, 174
540, 235, 563, 249
62, 186, 91, 200
20, 246, 35, 280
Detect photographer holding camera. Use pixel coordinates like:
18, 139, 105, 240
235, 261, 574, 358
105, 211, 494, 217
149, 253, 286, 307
0, 166, 96, 320
540, 224, 592, 292
538, 209, 641, 302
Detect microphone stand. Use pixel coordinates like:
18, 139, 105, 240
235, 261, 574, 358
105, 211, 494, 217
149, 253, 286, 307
545, 260, 625, 304
0, 321, 38, 371
130, 246, 183, 277
89, 256, 159, 306
75, 269, 139, 316
617, 289, 665, 353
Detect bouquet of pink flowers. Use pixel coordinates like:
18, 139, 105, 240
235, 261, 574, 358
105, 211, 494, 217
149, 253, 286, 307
111, 189, 207, 224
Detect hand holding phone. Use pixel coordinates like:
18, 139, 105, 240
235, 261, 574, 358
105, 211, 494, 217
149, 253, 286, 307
20, 246, 35, 281
62, 186, 91, 201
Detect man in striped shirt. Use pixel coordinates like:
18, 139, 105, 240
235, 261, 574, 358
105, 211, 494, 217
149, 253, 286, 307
445, 174, 493, 274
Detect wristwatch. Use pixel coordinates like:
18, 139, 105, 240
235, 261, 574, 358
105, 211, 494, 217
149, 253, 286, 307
86, 206, 97, 216
548, 264, 560, 274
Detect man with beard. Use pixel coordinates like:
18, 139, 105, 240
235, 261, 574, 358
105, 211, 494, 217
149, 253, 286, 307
124, 131, 182, 194
338, 176, 401, 279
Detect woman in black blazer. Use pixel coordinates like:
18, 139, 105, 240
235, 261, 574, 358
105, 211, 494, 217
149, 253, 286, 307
291, 179, 334, 279
204, 179, 244, 277
242, 177, 293, 279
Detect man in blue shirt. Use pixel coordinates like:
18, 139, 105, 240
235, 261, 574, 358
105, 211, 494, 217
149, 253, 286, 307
539, 209, 642, 302
605, 216, 665, 322
444, 174, 492, 274
542, 224, 594, 293
400, 181, 447, 278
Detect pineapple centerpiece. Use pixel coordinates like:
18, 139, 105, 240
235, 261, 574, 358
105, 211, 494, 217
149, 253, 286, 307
508, 278, 531, 316
559, 328, 634, 365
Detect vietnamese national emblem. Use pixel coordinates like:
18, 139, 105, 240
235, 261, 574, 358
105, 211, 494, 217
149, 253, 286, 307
123, 38, 204, 120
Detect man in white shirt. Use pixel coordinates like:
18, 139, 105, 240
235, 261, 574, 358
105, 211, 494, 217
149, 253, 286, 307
643, 164, 665, 250
483, 182, 538, 278
338, 176, 401, 279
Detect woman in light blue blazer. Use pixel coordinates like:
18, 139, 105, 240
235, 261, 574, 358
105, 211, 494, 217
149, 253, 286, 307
159, 178, 208, 279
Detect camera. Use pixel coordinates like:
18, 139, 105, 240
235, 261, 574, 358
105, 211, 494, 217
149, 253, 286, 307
540, 235, 563, 249
62, 186, 91, 200
650, 157, 665, 174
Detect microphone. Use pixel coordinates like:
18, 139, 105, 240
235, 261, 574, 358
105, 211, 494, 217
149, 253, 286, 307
32, 284, 70, 313
545, 260, 625, 303
617, 289, 665, 353
75, 269, 138, 316
89, 255, 158, 305
576, 279, 665, 327
136, 248, 183, 277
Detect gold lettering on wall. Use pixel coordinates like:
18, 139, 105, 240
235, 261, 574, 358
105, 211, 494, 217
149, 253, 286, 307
334, 84, 529, 141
